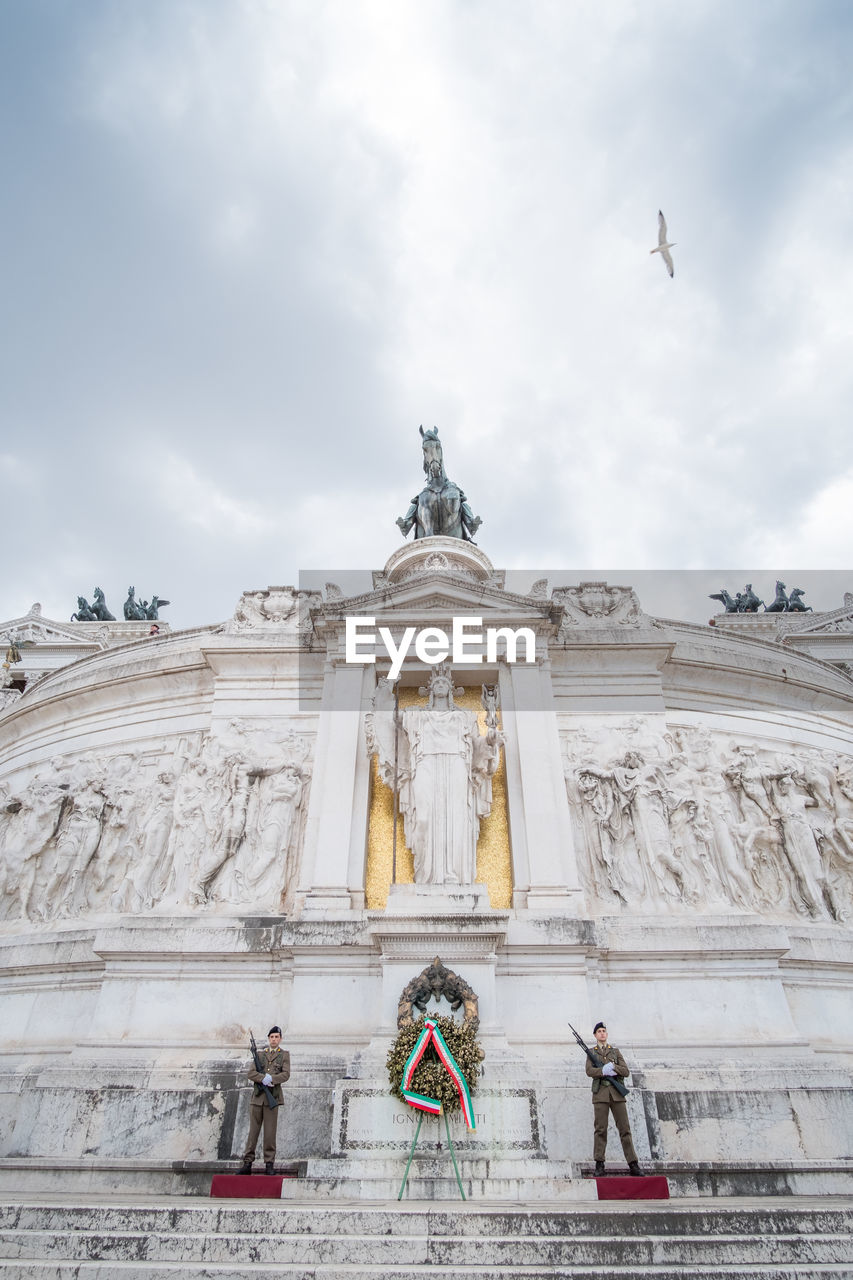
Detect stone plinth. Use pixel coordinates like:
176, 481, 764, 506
333, 1083, 541, 1157
384, 883, 492, 914
380, 537, 498, 586
314, 1076, 591, 1199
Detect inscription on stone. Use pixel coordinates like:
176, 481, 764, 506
334, 1084, 541, 1154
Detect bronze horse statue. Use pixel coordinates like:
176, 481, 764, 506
91, 587, 115, 621
123, 586, 146, 621
787, 587, 812, 612
71, 596, 97, 622
710, 584, 765, 613
396, 427, 482, 542
766, 581, 789, 613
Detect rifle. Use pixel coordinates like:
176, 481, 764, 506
567, 1022, 630, 1098
249, 1030, 279, 1109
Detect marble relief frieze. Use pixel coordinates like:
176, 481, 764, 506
0, 720, 312, 926
563, 722, 853, 923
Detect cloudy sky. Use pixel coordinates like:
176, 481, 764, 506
2, 0, 852, 629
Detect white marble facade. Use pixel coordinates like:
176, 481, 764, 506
1, 543, 853, 1195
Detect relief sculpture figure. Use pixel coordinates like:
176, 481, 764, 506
580, 752, 676, 906
611, 751, 682, 903
824, 770, 853, 919
575, 766, 650, 904
663, 756, 717, 906
212, 743, 309, 908
576, 769, 628, 904
50, 774, 106, 915
0, 782, 62, 920
678, 732, 753, 909
772, 773, 828, 917
113, 770, 177, 912
242, 763, 305, 901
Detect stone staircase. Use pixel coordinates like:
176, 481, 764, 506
0, 1196, 851, 1278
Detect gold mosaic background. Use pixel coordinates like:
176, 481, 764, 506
365, 685, 512, 909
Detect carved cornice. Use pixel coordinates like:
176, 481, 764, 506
311, 575, 560, 624
369, 913, 509, 959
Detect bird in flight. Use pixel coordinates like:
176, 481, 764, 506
650, 210, 675, 277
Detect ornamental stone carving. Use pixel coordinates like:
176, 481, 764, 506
229, 587, 299, 629
0, 723, 312, 925
0, 662, 22, 711
396, 957, 480, 1034
566, 724, 853, 923
552, 583, 643, 629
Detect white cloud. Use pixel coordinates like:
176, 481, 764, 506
154, 453, 278, 539
749, 470, 853, 567
3, 0, 853, 627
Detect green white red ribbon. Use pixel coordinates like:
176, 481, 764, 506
400, 1017, 476, 1130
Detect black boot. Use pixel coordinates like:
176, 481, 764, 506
628, 1161, 643, 1177
238, 1162, 252, 1176
264, 1162, 275, 1176
594, 1160, 605, 1176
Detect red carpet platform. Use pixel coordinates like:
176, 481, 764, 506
596, 1175, 670, 1200
210, 1174, 286, 1198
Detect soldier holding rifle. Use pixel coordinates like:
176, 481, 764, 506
238, 1026, 290, 1175
569, 1020, 642, 1177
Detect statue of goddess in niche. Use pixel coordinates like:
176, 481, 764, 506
368, 663, 502, 885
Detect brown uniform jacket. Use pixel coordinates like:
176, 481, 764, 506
585, 1042, 630, 1098
248, 1046, 291, 1106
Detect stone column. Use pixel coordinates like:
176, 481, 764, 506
299, 660, 369, 914
502, 659, 585, 912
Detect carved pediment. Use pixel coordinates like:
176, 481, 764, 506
779, 606, 853, 636
1, 612, 103, 648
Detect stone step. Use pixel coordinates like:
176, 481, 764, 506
4, 1157, 853, 1200
0, 1198, 850, 1279
3, 1201, 852, 1236
0, 1227, 851, 1267
1, 1265, 852, 1279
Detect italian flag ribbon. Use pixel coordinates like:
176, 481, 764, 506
400, 1018, 476, 1130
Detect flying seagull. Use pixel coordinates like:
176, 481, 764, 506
651, 210, 675, 278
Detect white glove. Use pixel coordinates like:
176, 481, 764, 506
262, 1074, 273, 1086
601, 1063, 617, 1077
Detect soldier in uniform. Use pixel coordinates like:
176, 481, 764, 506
239, 1025, 291, 1175
585, 1020, 642, 1176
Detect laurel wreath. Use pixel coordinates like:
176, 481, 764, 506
386, 1013, 483, 1115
